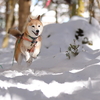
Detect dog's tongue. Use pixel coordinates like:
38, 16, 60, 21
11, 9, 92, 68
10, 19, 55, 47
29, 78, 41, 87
35, 33, 38, 36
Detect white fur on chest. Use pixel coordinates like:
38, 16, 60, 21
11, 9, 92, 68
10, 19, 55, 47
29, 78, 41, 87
23, 40, 32, 49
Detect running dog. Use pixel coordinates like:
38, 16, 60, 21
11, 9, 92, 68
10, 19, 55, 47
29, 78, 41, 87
8, 15, 43, 65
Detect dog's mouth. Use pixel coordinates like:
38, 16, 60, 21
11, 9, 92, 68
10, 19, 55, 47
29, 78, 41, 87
32, 31, 38, 36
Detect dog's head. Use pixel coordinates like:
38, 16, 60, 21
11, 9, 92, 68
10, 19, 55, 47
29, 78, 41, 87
25, 15, 43, 37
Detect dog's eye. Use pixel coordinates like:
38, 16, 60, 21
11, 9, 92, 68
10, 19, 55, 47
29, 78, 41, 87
32, 26, 35, 27
38, 25, 40, 27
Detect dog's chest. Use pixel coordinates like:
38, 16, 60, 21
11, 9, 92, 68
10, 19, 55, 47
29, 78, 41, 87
23, 40, 35, 49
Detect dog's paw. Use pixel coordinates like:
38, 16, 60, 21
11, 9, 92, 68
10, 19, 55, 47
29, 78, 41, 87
26, 57, 32, 63
32, 55, 37, 59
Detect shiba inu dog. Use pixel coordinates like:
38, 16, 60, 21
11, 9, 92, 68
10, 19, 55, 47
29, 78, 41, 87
8, 15, 43, 66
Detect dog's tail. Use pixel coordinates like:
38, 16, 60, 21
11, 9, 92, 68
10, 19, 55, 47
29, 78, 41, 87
8, 28, 22, 38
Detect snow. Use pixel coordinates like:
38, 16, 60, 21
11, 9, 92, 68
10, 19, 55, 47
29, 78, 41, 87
0, 16, 100, 100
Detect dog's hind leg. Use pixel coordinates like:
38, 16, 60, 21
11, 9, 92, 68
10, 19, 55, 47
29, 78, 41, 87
14, 47, 23, 65
17, 53, 23, 65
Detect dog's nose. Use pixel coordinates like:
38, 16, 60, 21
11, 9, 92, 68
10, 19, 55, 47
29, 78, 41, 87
36, 30, 39, 33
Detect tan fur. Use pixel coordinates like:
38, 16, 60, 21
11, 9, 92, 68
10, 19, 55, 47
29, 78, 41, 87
8, 28, 22, 38
14, 38, 22, 61
9, 15, 43, 65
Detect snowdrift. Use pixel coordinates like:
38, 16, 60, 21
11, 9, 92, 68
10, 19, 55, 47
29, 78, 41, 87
0, 16, 100, 100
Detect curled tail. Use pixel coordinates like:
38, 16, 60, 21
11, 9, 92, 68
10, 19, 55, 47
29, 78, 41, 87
8, 28, 22, 38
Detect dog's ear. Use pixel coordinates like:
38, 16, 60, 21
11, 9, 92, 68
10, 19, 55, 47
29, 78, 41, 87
27, 15, 33, 22
36, 15, 41, 20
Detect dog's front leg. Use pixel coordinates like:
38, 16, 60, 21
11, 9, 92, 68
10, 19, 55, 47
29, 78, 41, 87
26, 57, 33, 67
21, 47, 31, 62
31, 41, 41, 59
31, 48, 40, 59
24, 51, 33, 67
24, 51, 31, 62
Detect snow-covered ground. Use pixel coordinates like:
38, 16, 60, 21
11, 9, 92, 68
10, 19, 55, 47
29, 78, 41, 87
0, 16, 100, 100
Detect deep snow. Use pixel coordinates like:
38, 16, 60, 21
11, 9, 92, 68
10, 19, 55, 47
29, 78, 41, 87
0, 16, 100, 100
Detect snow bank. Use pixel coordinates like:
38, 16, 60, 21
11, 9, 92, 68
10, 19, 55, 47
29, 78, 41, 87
0, 16, 100, 100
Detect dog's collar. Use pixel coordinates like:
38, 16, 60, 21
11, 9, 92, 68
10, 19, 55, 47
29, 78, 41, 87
28, 35, 37, 40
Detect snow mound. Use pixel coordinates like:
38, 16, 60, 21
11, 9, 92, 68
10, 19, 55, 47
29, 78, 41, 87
0, 16, 100, 100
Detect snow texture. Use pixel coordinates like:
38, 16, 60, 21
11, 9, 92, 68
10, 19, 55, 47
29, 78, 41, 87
0, 16, 100, 100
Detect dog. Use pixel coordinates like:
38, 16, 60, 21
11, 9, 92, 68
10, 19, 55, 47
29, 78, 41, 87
8, 15, 43, 66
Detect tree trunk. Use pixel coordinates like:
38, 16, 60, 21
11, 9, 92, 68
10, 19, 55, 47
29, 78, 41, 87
89, 0, 94, 24
70, 2, 77, 17
55, 4, 58, 23
96, 0, 100, 9
2, 0, 15, 48
77, 0, 85, 17
18, 0, 31, 32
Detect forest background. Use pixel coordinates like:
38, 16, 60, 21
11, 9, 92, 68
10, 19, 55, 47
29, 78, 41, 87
0, 0, 100, 48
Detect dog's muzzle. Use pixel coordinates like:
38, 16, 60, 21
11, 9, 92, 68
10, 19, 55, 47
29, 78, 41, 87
32, 30, 39, 36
